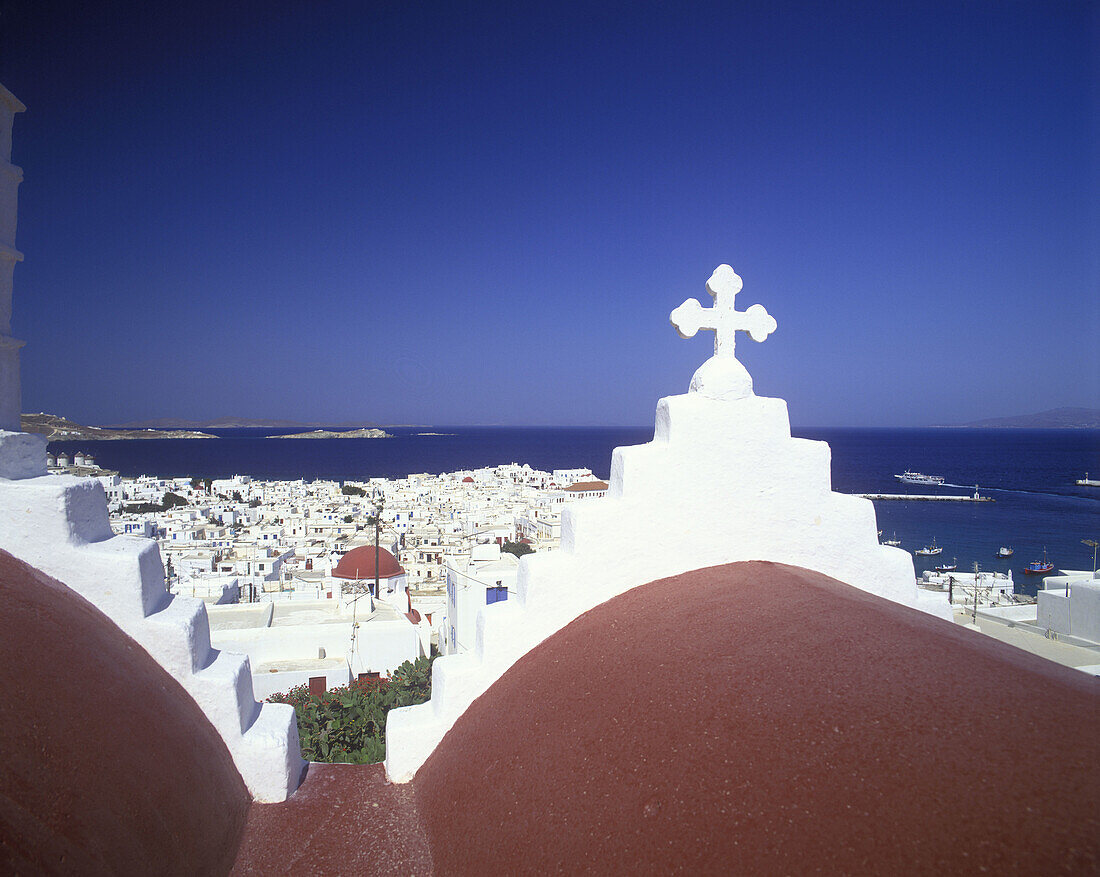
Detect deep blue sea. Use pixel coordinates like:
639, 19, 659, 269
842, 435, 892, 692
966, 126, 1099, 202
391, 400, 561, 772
49, 426, 1099, 594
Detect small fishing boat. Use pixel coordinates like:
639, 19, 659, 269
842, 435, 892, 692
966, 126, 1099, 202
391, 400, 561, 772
935, 558, 957, 572
915, 538, 943, 556
883, 531, 901, 547
996, 546, 1014, 558
1023, 549, 1054, 576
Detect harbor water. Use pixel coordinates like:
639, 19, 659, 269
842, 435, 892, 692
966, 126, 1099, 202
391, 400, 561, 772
49, 426, 1099, 594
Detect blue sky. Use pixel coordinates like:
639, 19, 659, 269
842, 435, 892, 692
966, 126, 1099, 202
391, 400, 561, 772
2, 0, 1096, 426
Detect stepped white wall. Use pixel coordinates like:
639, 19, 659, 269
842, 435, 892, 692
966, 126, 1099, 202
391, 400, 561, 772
0, 468, 306, 801
385, 392, 950, 782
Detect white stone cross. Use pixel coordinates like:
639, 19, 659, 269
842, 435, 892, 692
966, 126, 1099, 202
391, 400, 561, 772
670, 264, 776, 359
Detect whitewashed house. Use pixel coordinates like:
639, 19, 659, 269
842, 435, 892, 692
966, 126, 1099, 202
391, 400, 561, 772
441, 544, 519, 655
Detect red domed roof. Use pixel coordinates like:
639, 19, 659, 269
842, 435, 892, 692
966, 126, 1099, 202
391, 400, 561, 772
0, 549, 249, 873
414, 562, 1100, 874
233, 560, 1098, 874
332, 545, 404, 580
462, 476, 474, 483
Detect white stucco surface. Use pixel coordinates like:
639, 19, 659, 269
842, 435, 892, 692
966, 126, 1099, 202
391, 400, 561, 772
208, 596, 421, 696
1038, 574, 1100, 644
0, 429, 46, 479
0, 470, 306, 801
384, 264, 949, 783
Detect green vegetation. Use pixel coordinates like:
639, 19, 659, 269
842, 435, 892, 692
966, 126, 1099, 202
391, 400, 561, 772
121, 491, 189, 514
267, 655, 436, 764
502, 540, 534, 558
341, 484, 367, 496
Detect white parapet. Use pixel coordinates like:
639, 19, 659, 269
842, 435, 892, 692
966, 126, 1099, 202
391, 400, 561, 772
0, 469, 306, 801
0, 429, 46, 479
385, 387, 951, 782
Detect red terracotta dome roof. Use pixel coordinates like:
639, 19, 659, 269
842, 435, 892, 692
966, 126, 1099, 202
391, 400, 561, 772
462, 476, 474, 483
332, 545, 404, 580
414, 561, 1100, 874
0, 549, 249, 874
234, 561, 1098, 874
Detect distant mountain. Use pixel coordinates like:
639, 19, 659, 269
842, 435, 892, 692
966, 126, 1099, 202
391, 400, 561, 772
938, 407, 1100, 429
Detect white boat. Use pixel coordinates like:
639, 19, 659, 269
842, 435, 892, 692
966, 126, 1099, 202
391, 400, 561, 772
883, 531, 901, 547
915, 537, 943, 556
996, 546, 1014, 558
895, 470, 945, 485
1076, 473, 1100, 487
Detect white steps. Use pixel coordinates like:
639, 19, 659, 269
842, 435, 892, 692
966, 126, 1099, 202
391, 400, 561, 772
0, 470, 305, 802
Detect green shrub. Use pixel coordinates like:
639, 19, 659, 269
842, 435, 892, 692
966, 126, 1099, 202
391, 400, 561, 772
502, 540, 534, 557
267, 655, 436, 764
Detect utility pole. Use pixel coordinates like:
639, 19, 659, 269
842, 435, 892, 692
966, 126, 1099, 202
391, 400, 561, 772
370, 488, 385, 599
972, 561, 980, 624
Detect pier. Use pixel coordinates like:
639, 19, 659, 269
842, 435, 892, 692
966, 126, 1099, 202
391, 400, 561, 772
858, 492, 994, 503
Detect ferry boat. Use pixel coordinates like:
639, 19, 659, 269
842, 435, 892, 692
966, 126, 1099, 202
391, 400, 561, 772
935, 558, 957, 572
996, 546, 1014, 558
915, 538, 943, 556
895, 471, 945, 486
1023, 550, 1054, 576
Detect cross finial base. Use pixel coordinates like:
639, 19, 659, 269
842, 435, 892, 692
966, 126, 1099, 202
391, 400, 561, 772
689, 355, 754, 401
669, 263, 776, 401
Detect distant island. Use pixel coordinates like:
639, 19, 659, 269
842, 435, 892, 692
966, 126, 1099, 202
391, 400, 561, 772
935, 407, 1100, 429
109, 416, 388, 429
21, 413, 216, 441
272, 428, 392, 439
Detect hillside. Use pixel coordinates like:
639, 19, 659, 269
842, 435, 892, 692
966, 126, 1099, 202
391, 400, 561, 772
21, 413, 216, 441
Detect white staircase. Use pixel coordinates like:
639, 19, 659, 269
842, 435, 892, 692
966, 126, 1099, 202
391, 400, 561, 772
0, 440, 304, 803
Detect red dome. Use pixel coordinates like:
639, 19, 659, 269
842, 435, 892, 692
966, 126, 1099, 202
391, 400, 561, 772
462, 476, 474, 483
332, 546, 404, 580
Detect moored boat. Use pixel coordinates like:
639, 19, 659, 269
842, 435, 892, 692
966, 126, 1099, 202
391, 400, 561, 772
996, 546, 1014, 558
883, 531, 901, 546
935, 558, 957, 572
1023, 549, 1054, 576
915, 537, 943, 556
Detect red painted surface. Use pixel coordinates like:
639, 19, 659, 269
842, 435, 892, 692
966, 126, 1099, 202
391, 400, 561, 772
232, 764, 431, 876
7, 550, 1096, 875
0, 549, 249, 875
332, 545, 404, 580
416, 561, 1100, 874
